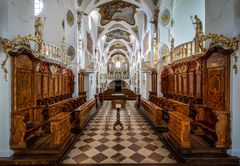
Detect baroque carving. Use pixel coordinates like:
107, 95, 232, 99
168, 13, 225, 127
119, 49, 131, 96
0, 35, 41, 81
198, 33, 239, 73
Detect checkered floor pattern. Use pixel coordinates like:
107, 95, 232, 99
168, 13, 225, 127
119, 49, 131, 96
63, 101, 176, 164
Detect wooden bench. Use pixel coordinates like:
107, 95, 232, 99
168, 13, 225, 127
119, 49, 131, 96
194, 105, 229, 148
50, 112, 71, 146
73, 98, 96, 129
140, 98, 163, 128
168, 111, 191, 148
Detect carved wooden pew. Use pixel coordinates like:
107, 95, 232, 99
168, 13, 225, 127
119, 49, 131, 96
11, 106, 46, 149
194, 105, 229, 148
168, 111, 191, 148
73, 98, 96, 130
167, 99, 190, 116
50, 112, 71, 146
140, 98, 163, 128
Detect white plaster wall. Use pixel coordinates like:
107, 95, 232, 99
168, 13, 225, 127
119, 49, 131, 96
40, 0, 65, 46
171, 0, 205, 46
205, 0, 234, 36
205, 0, 240, 157
0, 0, 34, 157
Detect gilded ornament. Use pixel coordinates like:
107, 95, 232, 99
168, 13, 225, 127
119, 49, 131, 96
0, 35, 41, 81
197, 33, 239, 74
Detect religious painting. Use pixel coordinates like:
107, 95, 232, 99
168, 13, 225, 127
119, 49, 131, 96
132, 26, 139, 39
67, 45, 75, 61
87, 33, 93, 54
94, 0, 100, 4
143, 31, 149, 54
97, 26, 105, 39
66, 10, 74, 27
77, 0, 83, 6
106, 29, 130, 42
97, 49, 100, 62
152, 0, 158, 6
109, 43, 128, 52
98, 1, 138, 26
104, 43, 108, 50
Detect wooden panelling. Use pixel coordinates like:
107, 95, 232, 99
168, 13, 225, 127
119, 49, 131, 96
34, 72, 42, 101
160, 46, 232, 149
43, 74, 49, 98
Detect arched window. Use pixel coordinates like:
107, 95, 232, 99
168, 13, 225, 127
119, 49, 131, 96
34, 0, 44, 16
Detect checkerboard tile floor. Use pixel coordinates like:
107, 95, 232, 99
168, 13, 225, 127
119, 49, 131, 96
63, 101, 176, 164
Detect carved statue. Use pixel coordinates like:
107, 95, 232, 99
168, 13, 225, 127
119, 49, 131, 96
35, 17, 45, 41
191, 15, 203, 37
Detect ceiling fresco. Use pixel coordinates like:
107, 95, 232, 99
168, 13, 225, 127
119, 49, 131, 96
106, 29, 131, 42
109, 43, 128, 52
98, 1, 138, 26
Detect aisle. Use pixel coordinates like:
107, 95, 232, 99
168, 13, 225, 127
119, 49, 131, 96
63, 101, 176, 164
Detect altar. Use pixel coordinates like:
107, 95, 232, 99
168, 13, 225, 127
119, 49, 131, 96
111, 93, 126, 107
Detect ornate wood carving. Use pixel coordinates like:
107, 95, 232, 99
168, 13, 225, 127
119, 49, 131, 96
50, 112, 71, 145
11, 114, 27, 148
168, 111, 191, 148
140, 98, 163, 127
160, 46, 232, 149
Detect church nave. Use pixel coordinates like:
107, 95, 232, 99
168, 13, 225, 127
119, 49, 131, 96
63, 101, 176, 164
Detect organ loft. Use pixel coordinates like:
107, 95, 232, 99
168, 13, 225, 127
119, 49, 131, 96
0, 0, 239, 165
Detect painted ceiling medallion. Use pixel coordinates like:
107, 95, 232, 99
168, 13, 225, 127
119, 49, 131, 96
66, 10, 74, 27
160, 8, 171, 27
67, 45, 75, 61
106, 29, 131, 42
160, 43, 169, 57
109, 43, 128, 52
98, 1, 138, 26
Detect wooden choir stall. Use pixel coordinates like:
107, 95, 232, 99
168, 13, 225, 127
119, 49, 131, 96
0, 38, 98, 165
136, 34, 239, 165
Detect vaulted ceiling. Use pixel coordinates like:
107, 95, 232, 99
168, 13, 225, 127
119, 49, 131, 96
76, 0, 158, 66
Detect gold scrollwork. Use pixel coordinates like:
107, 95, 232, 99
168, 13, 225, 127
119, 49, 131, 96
197, 33, 239, 74
0, 35, 41, 81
